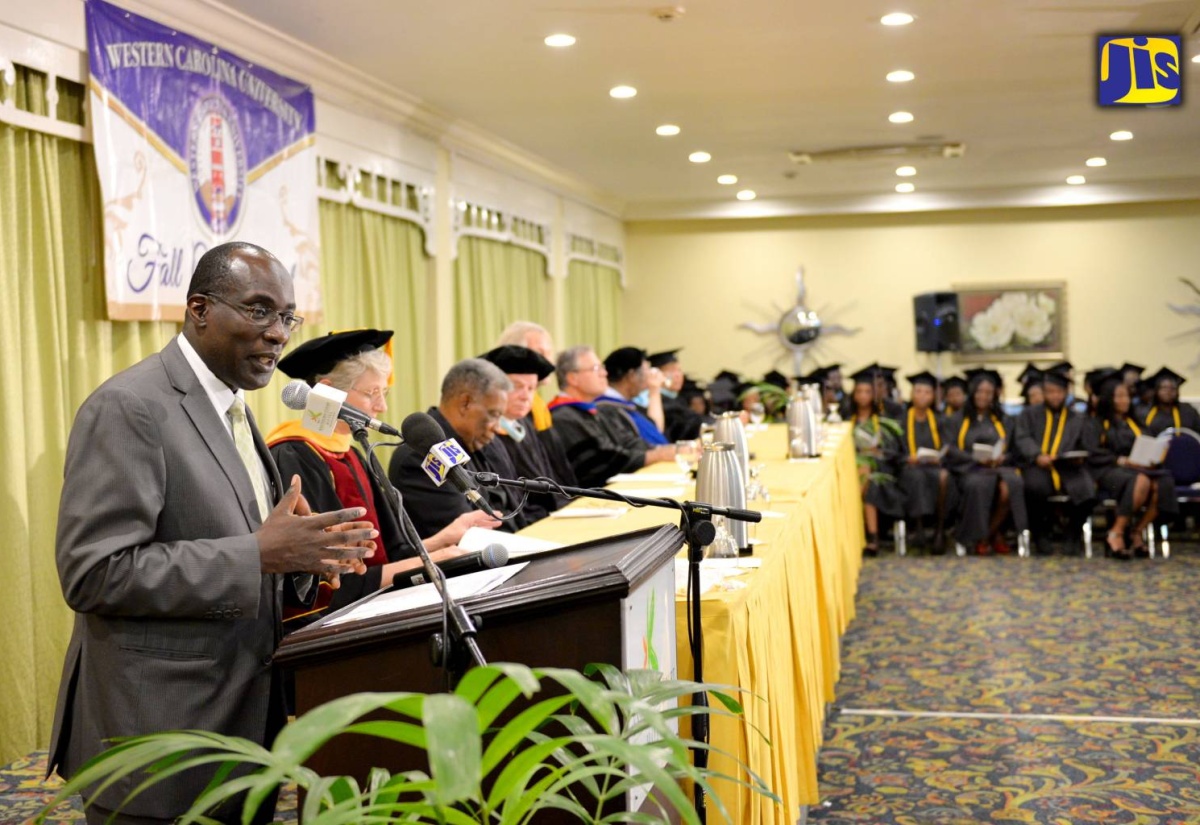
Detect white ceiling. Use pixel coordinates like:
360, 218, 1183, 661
218, 0, 1200, 218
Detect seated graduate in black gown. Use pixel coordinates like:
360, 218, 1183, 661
1018, 367, 1044, 410
388, 358, 530, 538
847, 367, 905, 556
1139, 367, 1200, 436
269, 330, 494, 623
1084, 371, 1178, 560
898, 371, 957, 553
940, 375, 968, 417
944, 369, 1027, 556
1014, 366, 1096, 556
650, 348, 709, 441
480, 344, 571, 523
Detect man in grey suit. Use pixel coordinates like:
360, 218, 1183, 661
49, 242, 378, 824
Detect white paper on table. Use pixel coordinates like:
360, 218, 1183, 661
608, 473, 690, 484
323, 563, 528, 627
459, 526, 564, 557
549, 506, 629, 519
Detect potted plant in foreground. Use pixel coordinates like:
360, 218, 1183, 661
40, 662, 777, 824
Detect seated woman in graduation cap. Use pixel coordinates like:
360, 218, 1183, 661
269, 329, 499, 624
944, 369, 1028, 555
1020, 369, 1044, 410
1139, 367, 1200, 436
847, 367, 905, 556
898, 371, 957, 552
1083, 372, 1178, 559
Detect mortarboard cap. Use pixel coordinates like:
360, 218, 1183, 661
603, 347, 648, 380
879, 365, 899, 381
1020, 368, 1044, 388
797, 367, 828, 386
1120, 362, 1145, 377
965, 367, 1002, 387
647, 348, 682, 369
849, 365, 882, 385
763, 369, 789, 389
1091, 368, 1123, 396
906, 371, 938, 388
1043, 367, 1071, 389
278, 329, 394, 383
1048, 360, 1074, 375
1016, 362, 1040, 384
942, 375, 968, 392
1147, 366, 1187, 388
1083, 367, 1116, 389
714, 369, 741, 384
481, 344, 555, 381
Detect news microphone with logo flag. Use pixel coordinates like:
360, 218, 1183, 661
281, 379, 401, 437
400, 411, 494, 516
391, 543, 509, 590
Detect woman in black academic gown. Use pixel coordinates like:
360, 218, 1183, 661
898, 371, 957, 552
848, 369, 905, 556
1084, 374, 1178, 559
1139, 367, 1200, 436
944, 370, 1028, 555
941, 375, 968, 416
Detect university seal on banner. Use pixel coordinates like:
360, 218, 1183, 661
187, 95, 247, 236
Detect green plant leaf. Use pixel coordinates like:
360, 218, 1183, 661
342, 720, 427, 749
480, 694, 575, 776
422, 692, 482, 807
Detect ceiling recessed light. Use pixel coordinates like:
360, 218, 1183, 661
688, 151, 712, 163
895, 182, 915, 193
1086, 157, 1107, 167
1110, 130, 1133, 141
896, 166, 916, 177
889, 111, 914, 124
609, 85, 637, 99
736, 189, 757, 201
886, 70, 915, 83
1066, 175, 1086, 185
881, 12, 914, 26
544, 33, 576, 48
655, 124, 681, 136
717, 174, 738, 185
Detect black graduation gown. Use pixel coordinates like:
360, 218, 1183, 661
387, 408, 529, 539
495, 414, 572, 523
270, 439, 414, 620
944, 410, 1028, 544
1082, 416, 1178, 517
550, 401, 648, 488
852, 414, 906, 519
663, 393, 708, 441
1139, 403, 1200, 437
897, 408, 958, 519
1014, 404, 1096, 507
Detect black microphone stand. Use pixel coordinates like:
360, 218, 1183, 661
349, 425, 487, 686
473, 472, 761, 824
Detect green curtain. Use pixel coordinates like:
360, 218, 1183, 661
452, 235, 549, 360
0, 67, 431, 762
563, 259, 622, 357
0, 68, 179, 764
250, 201, 430, 435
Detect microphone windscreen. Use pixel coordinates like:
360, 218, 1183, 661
481, 543, 509, 568
401, 411, 448, 455
281, 380, 310, 410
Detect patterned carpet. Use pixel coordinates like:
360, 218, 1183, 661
0, 752, 298, 824
811, 544, 1200, 825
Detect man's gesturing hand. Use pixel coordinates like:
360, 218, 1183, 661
258, 476, 378, 576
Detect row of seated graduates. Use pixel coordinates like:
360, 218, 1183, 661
833, 361, 1197, 560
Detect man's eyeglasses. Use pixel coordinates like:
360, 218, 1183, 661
572, 363, 605, 374
204, 293, 304, 331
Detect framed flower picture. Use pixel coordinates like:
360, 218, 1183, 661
954, 283, 1066, 361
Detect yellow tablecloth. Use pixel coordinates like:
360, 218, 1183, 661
517, 423, 865, 824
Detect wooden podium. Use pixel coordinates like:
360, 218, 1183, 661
275, 523, 685, 804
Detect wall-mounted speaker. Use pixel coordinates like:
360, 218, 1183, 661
913, 292, 960, 353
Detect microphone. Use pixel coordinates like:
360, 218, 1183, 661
401, 411, 494, 516
393, 544, 509, 589
281, 379, 400, 437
